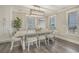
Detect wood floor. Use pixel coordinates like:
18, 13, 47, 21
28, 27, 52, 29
0, 38, 79, 53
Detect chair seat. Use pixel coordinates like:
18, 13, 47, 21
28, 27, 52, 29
12, 37, 21, 41
47, 34, 54, 38
38, 35, 46, 40
26, 37, 37, 42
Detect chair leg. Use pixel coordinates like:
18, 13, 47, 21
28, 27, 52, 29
21, 40, 22, 46
45, 39, 47, 45
10, 41, 14, 52
35, 41, 38, 48
38, 40, 40, 47
28, 42, 30, 52
53, 38, 55, 45
47, 38, 50, 45
21, 39, 25, 51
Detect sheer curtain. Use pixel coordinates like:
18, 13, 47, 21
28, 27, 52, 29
27, 16, 35, 30
39, 16, 45, 29
68, 12, 77, 33
50, 16, 56, 30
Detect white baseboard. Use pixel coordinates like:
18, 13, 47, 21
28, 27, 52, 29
0, 39, 11, 43
55, 33, 79, 45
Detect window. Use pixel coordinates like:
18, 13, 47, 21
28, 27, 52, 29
68, 12, 77, 33
27, 16, 35, 30
39, 16, 46, 30
49, 16, 56, 30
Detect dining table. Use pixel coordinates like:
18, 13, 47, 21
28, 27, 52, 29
14, 30, 53, 50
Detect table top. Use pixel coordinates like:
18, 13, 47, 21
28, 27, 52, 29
15, 30, 53, 37
15, 31, 27, 37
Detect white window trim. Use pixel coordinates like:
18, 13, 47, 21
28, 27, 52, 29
66, 9, 79, 34
39, 16, 46, 29
49, 15, 56, 30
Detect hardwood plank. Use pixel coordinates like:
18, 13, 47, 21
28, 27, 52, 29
0, 38, 79, 53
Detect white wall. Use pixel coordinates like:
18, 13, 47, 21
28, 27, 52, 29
0, 6, 13, 43
55, 6, 79, 44
0, 5, 30, 43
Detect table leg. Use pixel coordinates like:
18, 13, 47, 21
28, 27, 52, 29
22, 37, 25, 51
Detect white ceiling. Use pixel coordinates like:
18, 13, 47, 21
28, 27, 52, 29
17, 5, 78, 16
23, 5, 77, 15
38, 5, 74, 15
39, 5, 72, 11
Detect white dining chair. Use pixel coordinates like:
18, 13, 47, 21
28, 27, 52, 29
38, 33, 47, 47
47, 31, 55, 45
8, 30, 25, 52
26, 30, 38, 52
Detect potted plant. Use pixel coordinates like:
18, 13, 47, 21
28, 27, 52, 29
12, 17, 22, 33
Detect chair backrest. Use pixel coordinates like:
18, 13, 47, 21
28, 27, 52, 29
53, 30, 57, 37
26, 30, 37, 42
8, 30, 14, 39
27, 29, 36, 34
